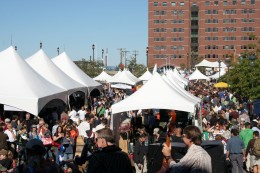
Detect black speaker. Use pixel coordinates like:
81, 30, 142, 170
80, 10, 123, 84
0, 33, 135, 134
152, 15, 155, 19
201, 141, 225, 173
147, 141, 225, 173
147, 142, 186, 173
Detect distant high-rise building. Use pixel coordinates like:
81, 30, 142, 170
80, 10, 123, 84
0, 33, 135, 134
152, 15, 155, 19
148, 0, 260, 69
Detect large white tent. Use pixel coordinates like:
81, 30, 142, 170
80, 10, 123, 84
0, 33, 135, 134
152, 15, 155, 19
164, 72, 201, 103
108, 69, 141, 86
111, 72, 198, 114
26, 49, 87, 95
93, 70, 112, 83
195, 59, 213, 67
188, 68, 210, 81
209, 69, 226, 79
0, 46, 67, 115
52, 52, 102, 93
139, 69, 152, 82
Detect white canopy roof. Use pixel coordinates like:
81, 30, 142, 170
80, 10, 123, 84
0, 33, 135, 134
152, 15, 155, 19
26, 49, 86, 95
108, 69, 141, 86
172, 68, 189, 86
188, 68, 210, 81
111, 72, 198, 114
93, 71, 112, 83
209, 69, 226, 79
165, 72, 201, 103
139, 69, 152, 81
0, 47, 67, 115
195, 59, 227, 68
52, 52, 102, 93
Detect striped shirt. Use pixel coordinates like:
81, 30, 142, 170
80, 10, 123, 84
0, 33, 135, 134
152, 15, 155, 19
169, 144, 212, 173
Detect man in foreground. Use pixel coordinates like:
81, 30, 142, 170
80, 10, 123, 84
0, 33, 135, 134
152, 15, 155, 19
161, 125, 212, 173
87, 128, 133, 173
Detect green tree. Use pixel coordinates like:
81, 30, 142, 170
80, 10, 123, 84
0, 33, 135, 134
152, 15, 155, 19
220, 57, 260, 99
74, 59, 103, 78
127, 57, 146, 77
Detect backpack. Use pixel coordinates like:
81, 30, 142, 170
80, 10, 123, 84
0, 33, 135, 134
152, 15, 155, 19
253, 139, 260, 156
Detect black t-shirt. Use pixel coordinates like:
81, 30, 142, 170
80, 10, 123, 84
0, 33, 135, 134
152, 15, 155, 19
0, 158, 13, 170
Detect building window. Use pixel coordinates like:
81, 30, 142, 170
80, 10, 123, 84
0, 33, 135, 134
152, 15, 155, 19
213, 10, 218, 14
242, 0, 246, 5
232, 0, 237, 5
171, 2, 176, 6
214, 1, 218, 6
162, 2, 167, 6
207, 54, 211, 58
205, 1, 210, 6
231, 19, 236, 23
154, 2, 158, 6
223, 1, 228, 6
180, 2, 185, 6
251, 0, 255, 4
154, 11, 160, 15
223, 19, 229, 23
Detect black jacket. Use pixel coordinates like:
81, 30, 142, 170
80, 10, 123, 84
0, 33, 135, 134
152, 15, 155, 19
133, 140, 148, 164
87, 145, 133, 173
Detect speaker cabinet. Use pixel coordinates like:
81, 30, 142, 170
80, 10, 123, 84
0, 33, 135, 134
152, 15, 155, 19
147, 141, 225, 173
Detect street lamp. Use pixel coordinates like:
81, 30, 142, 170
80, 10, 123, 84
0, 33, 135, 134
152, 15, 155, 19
57, 47, 59, 55
146, 47, 149, 67
218, 59, 222, 79
92, 44, 95, 61
102, 49, 104, 67
40, 42, 42, 49
225, 57, 231, 72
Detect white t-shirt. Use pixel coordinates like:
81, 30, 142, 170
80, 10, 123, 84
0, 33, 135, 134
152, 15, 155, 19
78, 121, 90, 138
78, 110, 86, 121
4, 129, 16, 142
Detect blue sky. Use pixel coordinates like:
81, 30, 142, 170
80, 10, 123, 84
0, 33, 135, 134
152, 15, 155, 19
0, 0, 148, 66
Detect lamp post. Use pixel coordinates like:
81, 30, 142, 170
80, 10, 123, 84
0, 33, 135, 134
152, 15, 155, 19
146, 47, 149, 67
92, 44, 95, 61
225, 57, 231, 72
102, 49, 104, 67
40, 42, 42, 49
218, 59, 221, 79
57, 47, 59, 55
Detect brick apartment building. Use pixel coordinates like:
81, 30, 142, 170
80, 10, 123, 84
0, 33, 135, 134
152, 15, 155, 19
148, 0, 260, 69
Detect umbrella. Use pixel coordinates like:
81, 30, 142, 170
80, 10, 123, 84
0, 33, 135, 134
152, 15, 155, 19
214, 82, 229, 88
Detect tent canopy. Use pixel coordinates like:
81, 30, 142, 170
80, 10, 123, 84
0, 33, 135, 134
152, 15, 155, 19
195, 59, 227, 68
0, 46, 67, 115
52, 52, 102, 93
188, 68, 210, 81
26, 49, 87, 95
93, 71, 112, 83
139, 69, 152, 81
111, 73, 198, 114
108, 69, 141, 86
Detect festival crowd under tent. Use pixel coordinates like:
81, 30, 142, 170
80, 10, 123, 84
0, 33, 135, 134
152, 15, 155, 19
0, 46, 67, 116
93, 70, 112, 83
52, 52, 102, 95
111, 72, 199, 115
188, 68, 210, 81
26, 49, 87, 95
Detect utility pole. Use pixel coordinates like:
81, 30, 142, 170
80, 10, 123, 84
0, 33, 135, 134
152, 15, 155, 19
122, 50, 130, 67
105, 48, 108, 68
117, 48, 125, 65
132, 50, 139, 63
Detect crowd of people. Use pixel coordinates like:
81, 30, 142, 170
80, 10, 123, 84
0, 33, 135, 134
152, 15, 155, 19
0, 79, 259, 173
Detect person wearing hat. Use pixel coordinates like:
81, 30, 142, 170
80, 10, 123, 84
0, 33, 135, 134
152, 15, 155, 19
14, 139, 60, 173
239, 121, 254, 172
0, 149, 12, 172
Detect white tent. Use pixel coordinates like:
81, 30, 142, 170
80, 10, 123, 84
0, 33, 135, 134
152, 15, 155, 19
195, 59, 227, 68
26, 49, 86, 95
209, 69, 226, 79
172, 68, 189, 86
52, 52, 102, 93
0, 46, 67, 115
139, 69, 152, 81
111, 72, 198, 114
195, 59, 214, 67
164, 72, 201, 103
188, 68, 210, 81
108, 69, 141, 86
93, 71, 112, 83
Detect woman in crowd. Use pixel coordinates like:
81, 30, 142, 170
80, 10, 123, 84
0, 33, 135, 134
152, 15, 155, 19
52, 125, 64, 164
61, 131, 75, 161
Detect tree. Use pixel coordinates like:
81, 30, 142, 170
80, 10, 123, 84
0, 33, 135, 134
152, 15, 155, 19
74, 59, 103, 78
220, 56, 260, 99
127, 56, 146, 77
